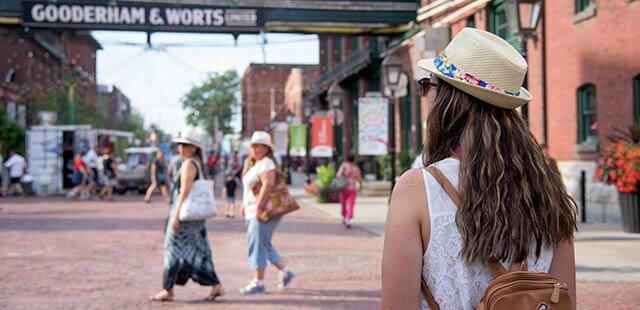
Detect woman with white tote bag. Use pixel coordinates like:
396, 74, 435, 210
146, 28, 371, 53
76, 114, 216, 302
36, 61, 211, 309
150, 128, 224, 302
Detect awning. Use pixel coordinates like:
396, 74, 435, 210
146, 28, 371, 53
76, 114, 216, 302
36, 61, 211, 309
417, 0, 474, 23
431, 0, 492, 28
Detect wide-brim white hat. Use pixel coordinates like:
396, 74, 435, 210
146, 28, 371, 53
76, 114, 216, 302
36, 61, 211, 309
172, 128, 203, 150
417, 28, 532, 109
245, 131, 276, 152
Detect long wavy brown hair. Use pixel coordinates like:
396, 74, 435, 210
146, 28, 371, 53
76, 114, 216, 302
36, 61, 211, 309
425, 79, 578, 263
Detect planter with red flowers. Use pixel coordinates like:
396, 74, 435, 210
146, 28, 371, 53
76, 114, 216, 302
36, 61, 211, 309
594, 126, 640, 233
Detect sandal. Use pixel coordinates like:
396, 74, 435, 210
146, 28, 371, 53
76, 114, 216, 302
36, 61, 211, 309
149, 290, 173, 302
204, 285, 225, 301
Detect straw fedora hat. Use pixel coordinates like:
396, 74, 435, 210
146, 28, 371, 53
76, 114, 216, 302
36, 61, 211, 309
172, 127, 203, 150
417, 28, 532, 109
246, 131, 276, 152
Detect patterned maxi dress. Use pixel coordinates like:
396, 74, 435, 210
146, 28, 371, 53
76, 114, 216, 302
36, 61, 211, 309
162, 160, 221, 290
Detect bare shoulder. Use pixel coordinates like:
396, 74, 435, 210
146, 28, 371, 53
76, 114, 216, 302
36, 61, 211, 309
389, 168, 428, 212
395, 168, 426, 191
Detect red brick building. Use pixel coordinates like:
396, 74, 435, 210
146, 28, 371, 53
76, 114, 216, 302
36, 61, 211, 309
241, 63, 317, 137
415, 0, 640, 222
0, 27, 100, 126
97, 84, 131, 129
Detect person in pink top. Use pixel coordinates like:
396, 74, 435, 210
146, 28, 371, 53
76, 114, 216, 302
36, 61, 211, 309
336, 155, 362, 228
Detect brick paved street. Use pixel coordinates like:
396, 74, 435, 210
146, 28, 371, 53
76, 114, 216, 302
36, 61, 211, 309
1, 195, 639, 309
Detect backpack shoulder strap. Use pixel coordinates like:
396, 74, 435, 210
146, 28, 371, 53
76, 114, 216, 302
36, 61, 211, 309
425, 165, 461, 206
417, 166, 442, 309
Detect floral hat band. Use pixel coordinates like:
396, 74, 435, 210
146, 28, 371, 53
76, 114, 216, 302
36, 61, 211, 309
433, 52, 521, 97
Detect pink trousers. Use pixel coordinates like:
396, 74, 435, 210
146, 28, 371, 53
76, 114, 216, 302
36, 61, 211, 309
339, 188, 358, 220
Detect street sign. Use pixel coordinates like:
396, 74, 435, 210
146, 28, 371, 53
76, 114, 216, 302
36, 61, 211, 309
22, 1, 264, 33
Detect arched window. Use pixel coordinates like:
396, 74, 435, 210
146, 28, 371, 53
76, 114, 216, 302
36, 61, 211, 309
577, 84, 597, 144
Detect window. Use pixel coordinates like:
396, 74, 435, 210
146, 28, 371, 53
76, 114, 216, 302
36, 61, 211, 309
577, 84, 597, 144
489, 0, 508, 39
467, 15, 476, 28
635, 75, 640, 124
335, 36, 343, 64
573, 0, 596, 23
575, 0, 593, 13
351, 36, 359, 53
320, 36, 328, 73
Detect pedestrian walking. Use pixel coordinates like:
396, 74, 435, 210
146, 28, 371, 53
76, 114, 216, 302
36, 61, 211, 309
223, 173, 238, 218
67, 153, 91, 200
99, 147, 118, 201
382, 28, 578, 309
83, 146, 100, 195
144, 150, 170, 203
336, 155, 362, 228
150, 128, 224, 302
239, 131, 295, 295
4, 149, 26, 196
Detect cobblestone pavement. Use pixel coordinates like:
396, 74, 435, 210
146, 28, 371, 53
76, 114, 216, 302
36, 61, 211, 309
0, 196, 638, 309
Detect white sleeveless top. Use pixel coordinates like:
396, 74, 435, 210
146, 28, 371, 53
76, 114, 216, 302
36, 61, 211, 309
420, 158, 554, 310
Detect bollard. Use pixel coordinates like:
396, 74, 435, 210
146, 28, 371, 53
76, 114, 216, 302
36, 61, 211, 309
580, 170, 586, 223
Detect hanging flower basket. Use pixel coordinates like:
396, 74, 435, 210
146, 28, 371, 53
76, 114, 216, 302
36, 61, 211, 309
594, 125, 640, 233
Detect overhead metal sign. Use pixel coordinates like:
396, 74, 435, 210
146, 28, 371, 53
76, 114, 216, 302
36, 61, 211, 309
22, 1, 265, 33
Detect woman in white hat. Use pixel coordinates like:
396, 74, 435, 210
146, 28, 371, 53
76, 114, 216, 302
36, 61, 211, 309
382, 28, 577, 309
150, 128, 224, 302
239, 131, 295, 294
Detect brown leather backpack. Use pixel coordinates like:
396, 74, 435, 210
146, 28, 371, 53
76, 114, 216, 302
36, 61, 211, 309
421, 166, 572, 310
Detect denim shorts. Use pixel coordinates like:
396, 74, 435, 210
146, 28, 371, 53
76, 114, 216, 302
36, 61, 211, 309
245, 217, 282, 269
226, 196, 236, 204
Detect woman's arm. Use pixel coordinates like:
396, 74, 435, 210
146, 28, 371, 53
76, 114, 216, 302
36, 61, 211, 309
255, 169, 276, 213
548, 239, 577, 309
150, 162, 157, 183
382, 169, 430, 309
170, 160, 197, 230
336, 163, 344, 177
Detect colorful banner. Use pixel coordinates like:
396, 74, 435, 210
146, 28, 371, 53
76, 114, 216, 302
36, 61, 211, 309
289, 124, 307, 157
358, 96, 389, 156
311, 115, 333, 157
272, 122, 289, 154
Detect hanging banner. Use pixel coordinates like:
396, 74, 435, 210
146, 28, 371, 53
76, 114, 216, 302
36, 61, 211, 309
311, 115, 333, 157
358, 96, 389, 156
272, 122, 289, 154
289, 124, 307, 157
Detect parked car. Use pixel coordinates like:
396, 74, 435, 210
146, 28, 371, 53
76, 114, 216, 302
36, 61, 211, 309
115, 147, 159, 194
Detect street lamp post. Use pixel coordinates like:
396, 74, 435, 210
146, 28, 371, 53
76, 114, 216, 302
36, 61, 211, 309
327, 82, 343, 164
285, 113, 293, 185
506, 0, 543, 124
303, 101, 313, 184
382, 53, 403, 191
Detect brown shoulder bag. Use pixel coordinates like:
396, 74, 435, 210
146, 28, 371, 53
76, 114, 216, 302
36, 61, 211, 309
421, 166, 572, 310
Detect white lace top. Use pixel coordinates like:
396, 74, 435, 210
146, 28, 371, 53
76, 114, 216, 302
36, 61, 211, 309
420, 158, 554, 310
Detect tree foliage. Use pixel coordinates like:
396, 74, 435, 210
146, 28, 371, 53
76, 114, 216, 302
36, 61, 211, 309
0, 103, 26, 158
182, 70, 239, 136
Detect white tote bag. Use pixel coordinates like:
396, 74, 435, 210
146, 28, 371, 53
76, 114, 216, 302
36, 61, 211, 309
178, 161, 217, 221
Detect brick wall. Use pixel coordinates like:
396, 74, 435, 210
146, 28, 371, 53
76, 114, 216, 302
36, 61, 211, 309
241, 64, 316, 137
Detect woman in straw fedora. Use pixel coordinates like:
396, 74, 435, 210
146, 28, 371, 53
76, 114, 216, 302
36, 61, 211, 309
381, 28, 577, 309
239, 131, 295, 295
150, 128, 224, 302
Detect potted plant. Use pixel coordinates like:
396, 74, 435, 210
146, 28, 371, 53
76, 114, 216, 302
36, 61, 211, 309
315, 165, 340, 203
594, 125, 640, 233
